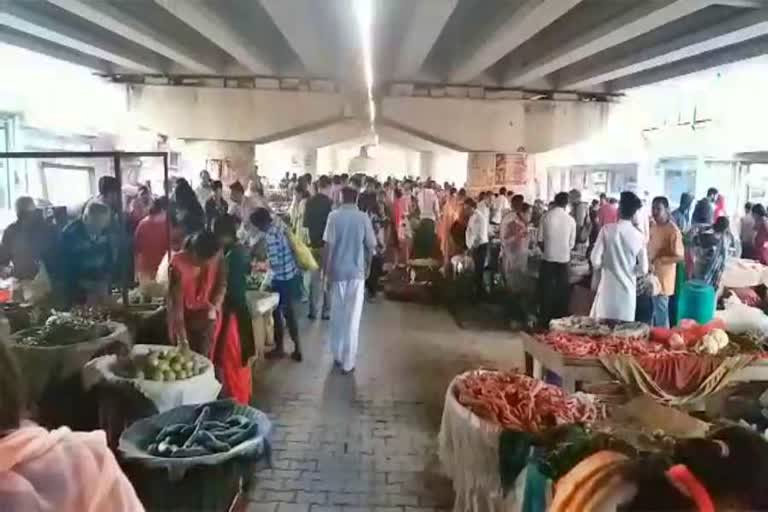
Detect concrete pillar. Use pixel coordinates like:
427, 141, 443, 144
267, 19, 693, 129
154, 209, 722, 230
419, 151, 434, 180
182, 140, 255, 184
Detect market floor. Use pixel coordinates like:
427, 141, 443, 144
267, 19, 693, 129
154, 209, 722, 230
245, 299, 525, 512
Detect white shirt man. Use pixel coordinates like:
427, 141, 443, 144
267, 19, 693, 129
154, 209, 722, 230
538, 205, 576, 264
491, 193, 511, 224
466, 205, 489, 250
590, 218, 649, 321
536, 195, 577, 326
417, 187, 440, 221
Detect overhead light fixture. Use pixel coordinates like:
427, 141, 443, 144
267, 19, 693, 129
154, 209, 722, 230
354, 0, 375, 130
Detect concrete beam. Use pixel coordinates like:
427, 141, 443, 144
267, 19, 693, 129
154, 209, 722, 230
609, 33, 768, 90
47, 0, 220, 74
259, 0, 333, 77
562, 9, 768, 90
505, 0, 714, 86
0, 25, 111, 72
0, 2, 164, 73
450, 0, 584, 83
154, 0, 274, 75
394, 0, 458, 79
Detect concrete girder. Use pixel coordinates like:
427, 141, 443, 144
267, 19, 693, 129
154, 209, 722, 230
0, 25, 111, 72
259, 0, 334, 77
127, 85, 347, 141
0, 1, 164, 73
562, 8, 768, 90
47, 0, 220, 74
393, 0, 458, 79
609, 33, 768, 90
504, 0, 715, 87
154, 0, 274, 75
449, 0, 584, 83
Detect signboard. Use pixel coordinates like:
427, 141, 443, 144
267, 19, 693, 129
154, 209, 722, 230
467, 152, 529, 190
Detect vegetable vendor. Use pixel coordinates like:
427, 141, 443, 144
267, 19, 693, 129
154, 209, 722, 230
212, 214, 254, 405
167, 231, 225, 357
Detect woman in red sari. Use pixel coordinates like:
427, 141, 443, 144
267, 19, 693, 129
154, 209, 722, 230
212, 215, 254, 404
167, 231, 225, 357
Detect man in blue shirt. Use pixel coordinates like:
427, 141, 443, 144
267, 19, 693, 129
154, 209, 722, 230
59, 201, 114, 305
250, 208, 303, 362
323, 187, 377, 374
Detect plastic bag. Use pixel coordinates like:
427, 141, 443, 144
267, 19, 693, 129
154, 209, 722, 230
716, 294, 768, 335
285, 229, 318, 271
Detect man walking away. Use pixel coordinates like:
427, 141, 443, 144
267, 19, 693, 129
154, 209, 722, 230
323, 186, 377, 374
250, 208, 303, 362
692, 188, 718, 226
538, 192, 576, 327
649, 197, 684, 327
740, 202, 756, 259
464, 198, 489, 298
304, 175, 333, 320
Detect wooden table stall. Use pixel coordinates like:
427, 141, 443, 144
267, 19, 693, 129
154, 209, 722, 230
522, 333, 768, 394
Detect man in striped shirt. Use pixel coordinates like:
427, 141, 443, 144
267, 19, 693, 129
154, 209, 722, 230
250, 208, 303, 362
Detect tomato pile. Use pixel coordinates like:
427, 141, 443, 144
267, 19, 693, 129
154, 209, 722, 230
453, 371, 605, 432
537, 332, 671, 358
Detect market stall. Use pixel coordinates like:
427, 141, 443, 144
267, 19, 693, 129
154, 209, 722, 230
436, 367, 762, 512
522, 317, 768, 404
245, 289, 279, 359
7, 311, 131, 427
438, 370, 605, 512
83, 344, 222, 447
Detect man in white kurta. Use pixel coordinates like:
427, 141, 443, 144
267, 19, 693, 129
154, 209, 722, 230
323, 186, 377, 374
590, 192, 649, 321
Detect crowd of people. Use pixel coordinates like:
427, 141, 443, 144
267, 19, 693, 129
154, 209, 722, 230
5, 166, 768, 510
1, 165, 763, 376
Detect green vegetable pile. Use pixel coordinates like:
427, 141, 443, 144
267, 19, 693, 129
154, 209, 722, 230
114, 347, 207, 382
147, 405, 259, 458
16, 312, 111, 347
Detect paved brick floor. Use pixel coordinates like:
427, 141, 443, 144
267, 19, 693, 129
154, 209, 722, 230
245, 300, 524, 512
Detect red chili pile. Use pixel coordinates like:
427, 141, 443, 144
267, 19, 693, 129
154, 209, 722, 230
537, 332, 672, 358
453, 371, 605, 432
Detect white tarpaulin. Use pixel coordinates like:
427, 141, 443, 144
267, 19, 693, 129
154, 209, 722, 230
83, 344, 221, 413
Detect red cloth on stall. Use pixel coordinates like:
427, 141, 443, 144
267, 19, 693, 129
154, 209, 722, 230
634, 354, 723, 395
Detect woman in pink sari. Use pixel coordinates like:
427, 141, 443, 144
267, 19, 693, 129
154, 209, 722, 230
0, 342, 144, 512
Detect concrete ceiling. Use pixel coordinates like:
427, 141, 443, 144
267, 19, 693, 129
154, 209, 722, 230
1, 0, 768, 92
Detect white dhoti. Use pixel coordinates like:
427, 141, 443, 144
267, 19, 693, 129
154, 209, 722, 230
328, 279, 365, 372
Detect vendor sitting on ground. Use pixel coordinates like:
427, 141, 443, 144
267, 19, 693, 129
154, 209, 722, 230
167, 230, 225, 357
59, 201, 114, 305
0, 341, 145, 511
